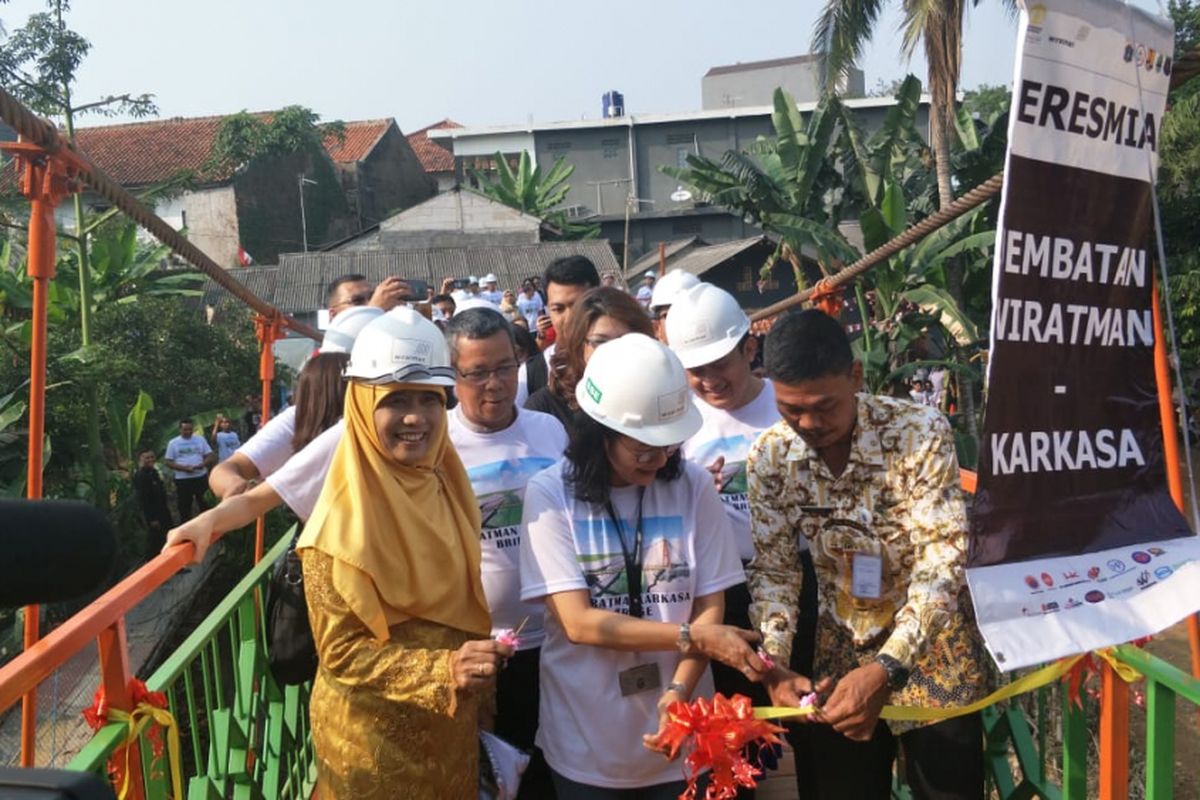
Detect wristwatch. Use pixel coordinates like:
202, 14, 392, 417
874, 653, 910, 691
676, 622, 693, 653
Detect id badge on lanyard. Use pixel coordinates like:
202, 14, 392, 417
605, 487, 647, 619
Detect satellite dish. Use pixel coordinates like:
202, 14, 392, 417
671, 186, 693, 203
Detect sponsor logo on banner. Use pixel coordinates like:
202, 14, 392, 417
965, 0, 1200, 671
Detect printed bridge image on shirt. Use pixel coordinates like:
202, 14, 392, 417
573, 515, 691, 605
468, 457, 557, 530
688, 435, 751, 496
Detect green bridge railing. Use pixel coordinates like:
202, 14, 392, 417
66, 530, 315, 799
57, 525, 1200, 799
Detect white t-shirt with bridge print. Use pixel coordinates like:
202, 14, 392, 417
519, 459, 743, 788
681, 379, 781, 561
449, 405, 567, 650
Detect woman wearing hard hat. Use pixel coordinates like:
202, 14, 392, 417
519, 333, 769, 797
166, 306, 385, 563
296, 307, 512, 798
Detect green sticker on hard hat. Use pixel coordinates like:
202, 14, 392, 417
585, 377, 603, 405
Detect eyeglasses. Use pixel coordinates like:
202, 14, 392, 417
456, 363, 520, 385
330, 291, 371, 312
617, 438, 681, 465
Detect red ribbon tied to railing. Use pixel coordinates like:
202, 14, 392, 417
656, 693, 786, 800
82, 679, 183, 799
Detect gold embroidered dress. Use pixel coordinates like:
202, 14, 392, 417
746, 393, 990, 730
298, 382, 492, 798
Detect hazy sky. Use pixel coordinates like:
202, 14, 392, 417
0, 0, 1170, 132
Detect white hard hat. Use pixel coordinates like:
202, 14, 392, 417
650, 269, 701, 310
320, 306, 384, 354
576, 333, 702, 446
468, 275, 479, 284
450, 289, 470, 305
455, 297, 500, 313
344, 306, 455, 385
482, 273, 499, 285
665, 283, 750, 369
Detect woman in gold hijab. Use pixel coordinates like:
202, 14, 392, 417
297, 308, 513, 799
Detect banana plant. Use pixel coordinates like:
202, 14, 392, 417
470, 151, 599, 239
105, 389, 153, 469
664, 87, 861, 282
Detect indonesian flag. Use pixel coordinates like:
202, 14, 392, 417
237, 246, 254, 267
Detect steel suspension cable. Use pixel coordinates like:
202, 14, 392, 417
0, 84, 321, 340
749, 171, 1005, 322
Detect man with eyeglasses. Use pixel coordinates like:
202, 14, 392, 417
325, 273, 411, 319
444, 307, 566, 799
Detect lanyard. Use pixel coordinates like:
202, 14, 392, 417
604, 487, 647, 619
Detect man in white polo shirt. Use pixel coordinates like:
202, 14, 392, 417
445, 307, 567, 799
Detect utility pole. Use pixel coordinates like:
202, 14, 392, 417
298, 174, 318, 252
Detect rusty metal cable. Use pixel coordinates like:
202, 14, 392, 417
749, 171, 1005, 322
0, 85, 322, 341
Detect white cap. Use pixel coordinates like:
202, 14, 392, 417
576, 333, 702, 446
482, 273, 499, 285
665, 283, 750, 369
344, 306, 455, 385
320, 306, 384, 354
468, 275, 479, 284
650, 269, 701, 309
456, 297, 501, 313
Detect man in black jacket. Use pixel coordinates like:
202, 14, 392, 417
132, 449, 174, 556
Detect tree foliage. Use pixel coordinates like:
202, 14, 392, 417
470, 151, 599, 239
204, 106, 345, 177
0, 0, 156, 121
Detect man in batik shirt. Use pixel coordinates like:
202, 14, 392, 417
746, 309, 990, 800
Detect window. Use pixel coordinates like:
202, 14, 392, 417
666, 133, 694, 145
676, 147, 690, 170
546, 141, 572, 154
601, 138, 621, 159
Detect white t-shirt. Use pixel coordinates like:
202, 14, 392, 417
450, 406, 567, 650
681, 380, 781, 561
519, 460, 743, 788
238, 406, 297, 478
266, 421, 343, 521
515, 362, 530, 408
480, 289, 504, 305
215, 430, 241, 462
164, 434, 213, 480
635, 284, 653, 306
516, 292, 544, 326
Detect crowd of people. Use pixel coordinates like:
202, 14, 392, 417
160, 255, 987, 800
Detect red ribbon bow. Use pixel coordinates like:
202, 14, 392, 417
82, 679, 171, 778
657, 693, 786, 800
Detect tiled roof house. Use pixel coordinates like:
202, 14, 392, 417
66, 114, 434, 267
406, 119, 461, 191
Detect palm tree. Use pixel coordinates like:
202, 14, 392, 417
813, 0, 1013, 212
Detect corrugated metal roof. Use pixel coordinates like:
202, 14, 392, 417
204, 242, 619, 313
630, 236, 773, 282
626, 237, 705, 279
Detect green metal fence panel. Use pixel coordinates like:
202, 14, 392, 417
65, 529, 313, 799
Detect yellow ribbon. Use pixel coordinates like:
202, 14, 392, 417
108, 703, 184, 800
755, 648, 1141, 724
